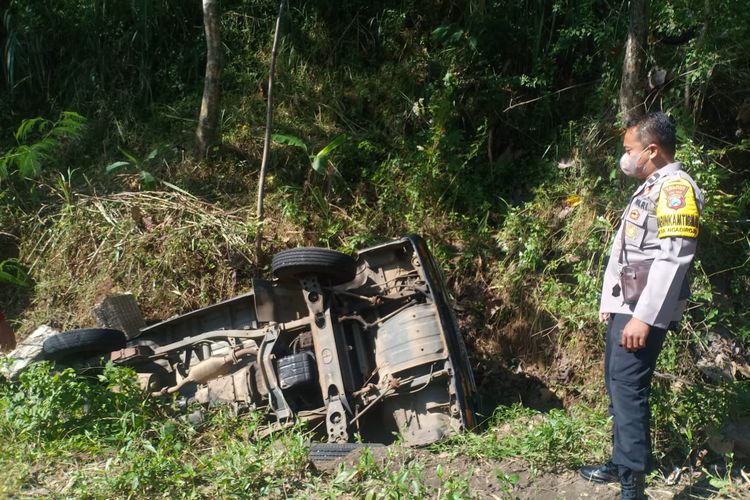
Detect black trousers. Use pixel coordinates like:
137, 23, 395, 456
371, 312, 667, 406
605, 313, 667, 473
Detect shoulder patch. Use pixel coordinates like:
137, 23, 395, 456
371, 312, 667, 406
656, 178, 699, 238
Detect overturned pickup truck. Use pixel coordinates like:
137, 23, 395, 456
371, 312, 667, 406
41, 236, 477, 446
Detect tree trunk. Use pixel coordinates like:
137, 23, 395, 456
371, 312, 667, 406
196, 0, 222, 157
619, 0, 648, 123
254, 0, 285, 268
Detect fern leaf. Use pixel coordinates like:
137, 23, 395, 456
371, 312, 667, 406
50, 111, 86, 140
32, 138, 56, 155
15, 117, 49, 144
50, 126, 76, 138
18, 147, 42, 177
60, 111, 85, 123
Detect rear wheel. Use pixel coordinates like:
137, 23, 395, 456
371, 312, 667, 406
272, 247, 357, 285
42, 328, 127, 361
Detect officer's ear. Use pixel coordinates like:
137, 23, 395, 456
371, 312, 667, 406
645, 143, 658, 160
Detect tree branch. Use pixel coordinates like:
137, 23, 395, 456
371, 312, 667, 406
254, 0, 285, 270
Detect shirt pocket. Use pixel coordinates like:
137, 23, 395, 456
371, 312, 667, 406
622, 203, 649, 248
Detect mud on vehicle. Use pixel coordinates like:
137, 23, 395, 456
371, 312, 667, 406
42, 236, 477, 446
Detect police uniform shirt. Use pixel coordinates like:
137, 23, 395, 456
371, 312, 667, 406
600, 162, 704, 329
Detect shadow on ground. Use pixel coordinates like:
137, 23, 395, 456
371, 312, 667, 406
0, 234, 33, 323
472, 353, 564, 418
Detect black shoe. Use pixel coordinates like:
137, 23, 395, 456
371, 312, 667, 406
620, 469, 646, 500
579, 460, 619, 483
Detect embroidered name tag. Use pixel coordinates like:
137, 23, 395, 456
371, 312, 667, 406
656, 179, 700, 238
634, 198, 650, 210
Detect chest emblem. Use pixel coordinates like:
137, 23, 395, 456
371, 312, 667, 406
625, 222, 637, 239
629, 209, 641, 220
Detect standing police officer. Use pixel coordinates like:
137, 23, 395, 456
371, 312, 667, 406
579, 112, 703, 500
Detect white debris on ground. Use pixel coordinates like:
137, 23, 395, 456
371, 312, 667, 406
1, 324, 59, 379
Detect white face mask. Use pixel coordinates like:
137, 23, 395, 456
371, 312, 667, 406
619, 148, 649, 177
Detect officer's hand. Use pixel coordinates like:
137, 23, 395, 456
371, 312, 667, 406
599, 312, 610, 324
620, 317, 650, 352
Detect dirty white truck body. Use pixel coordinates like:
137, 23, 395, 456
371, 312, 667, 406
49, 236, 477, 446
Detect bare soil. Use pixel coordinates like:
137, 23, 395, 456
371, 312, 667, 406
312, 446, 750, 499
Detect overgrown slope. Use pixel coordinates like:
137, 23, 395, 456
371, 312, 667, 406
1, 0, 749, 494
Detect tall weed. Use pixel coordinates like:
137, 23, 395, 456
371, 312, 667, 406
0, 111, 86, 181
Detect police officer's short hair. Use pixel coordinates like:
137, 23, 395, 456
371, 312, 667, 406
626, 112, 677, 155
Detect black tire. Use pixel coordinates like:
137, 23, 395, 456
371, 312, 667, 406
42, 328, 127, 361
272, 247, 357, 285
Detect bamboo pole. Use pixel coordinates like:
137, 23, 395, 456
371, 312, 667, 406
254, 0, 285, 270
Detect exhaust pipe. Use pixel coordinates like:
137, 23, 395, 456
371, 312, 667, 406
153, 345, 257, 396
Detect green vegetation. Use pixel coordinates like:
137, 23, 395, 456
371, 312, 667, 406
0, 362, 309, 497
434, 403, 611, 471
0, 362, 606, 497
0, 111, 86, 181
1, 0, 749, 496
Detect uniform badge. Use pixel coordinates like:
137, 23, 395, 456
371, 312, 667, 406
629, 209, 641, 220
625, 222, 637, 239
663, 183, 688, 210
656, 179, 700, 238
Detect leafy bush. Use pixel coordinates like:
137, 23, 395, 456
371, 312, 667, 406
0, 111, 86, 181
0, 361, 151, 442
0, 361, 312, 497
652, 377, 750, 462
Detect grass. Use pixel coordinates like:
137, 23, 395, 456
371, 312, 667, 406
14, 191, 262, 333
0, 361, 604, 498
2, 138, 748, 497
0, 362, 309, 497
0, 170, 748, 497
433, 403, 611, 472
1, 2, 749, 495
1, 360, 748, 497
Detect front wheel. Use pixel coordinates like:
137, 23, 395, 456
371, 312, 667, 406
42, 328, 127, 361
